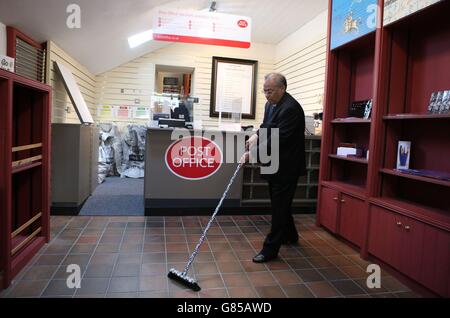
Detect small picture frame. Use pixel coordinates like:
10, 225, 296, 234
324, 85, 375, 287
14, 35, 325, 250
397, 141, 411, 170
210, 56, 258, 120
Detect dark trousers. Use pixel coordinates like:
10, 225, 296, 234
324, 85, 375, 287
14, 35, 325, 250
261, 179, 299, 257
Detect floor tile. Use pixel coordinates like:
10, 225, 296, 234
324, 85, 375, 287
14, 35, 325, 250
108, 277, 139, 293
228, 287, 258, 298
272, 270, 303, 285
283, 284, 315, 298
1, 214, 422, 299
306, 281, 340, 298
255, 286, 286, 298
331, 280, 367, 296
7, 280, 49, 297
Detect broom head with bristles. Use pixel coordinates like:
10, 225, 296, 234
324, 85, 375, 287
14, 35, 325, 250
168, 268, 201, 292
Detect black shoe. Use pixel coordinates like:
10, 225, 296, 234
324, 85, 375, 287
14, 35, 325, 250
252, 253, 277, 263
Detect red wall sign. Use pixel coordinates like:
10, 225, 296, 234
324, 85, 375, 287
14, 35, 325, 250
165, 136, 223, 180
152, 9, 252, 49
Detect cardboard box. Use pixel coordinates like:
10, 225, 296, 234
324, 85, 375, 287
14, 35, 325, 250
337, 147, 357, 157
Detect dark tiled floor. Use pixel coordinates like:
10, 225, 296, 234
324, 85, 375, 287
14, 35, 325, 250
0, 214, 419, 298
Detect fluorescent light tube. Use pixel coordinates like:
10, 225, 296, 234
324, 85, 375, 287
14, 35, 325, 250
128, 29, 153, 48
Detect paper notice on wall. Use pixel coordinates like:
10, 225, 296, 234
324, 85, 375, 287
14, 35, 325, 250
134, 106, 150, 119
115, 105, 131, 119
215, 62, 252, 114
152, 9, 251, 48
97, 105, 114, 118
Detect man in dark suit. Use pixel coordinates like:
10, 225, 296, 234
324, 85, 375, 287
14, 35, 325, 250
241, 73, 306, 263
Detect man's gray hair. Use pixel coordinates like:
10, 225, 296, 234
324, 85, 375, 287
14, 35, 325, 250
265, 73, 287, 89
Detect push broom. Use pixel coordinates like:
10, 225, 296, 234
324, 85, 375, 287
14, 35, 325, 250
168, 162, 244, 291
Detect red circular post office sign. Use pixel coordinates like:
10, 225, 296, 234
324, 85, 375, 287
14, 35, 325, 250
165, 136, 223, 180
237, 19, 248, 28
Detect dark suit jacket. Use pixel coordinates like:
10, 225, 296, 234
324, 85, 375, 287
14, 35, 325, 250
257, 92, 306, 182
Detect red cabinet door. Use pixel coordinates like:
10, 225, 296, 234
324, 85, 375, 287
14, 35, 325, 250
319, 187, 339, 233
419, 225, 450, 297
399, 215, 425, 282
389, 214, 405, 272
368, 207, 409, 273
368, 205, 398, 267
339, 194, 365, 247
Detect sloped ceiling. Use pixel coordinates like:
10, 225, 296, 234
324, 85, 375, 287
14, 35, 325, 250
0, 0, 327, 74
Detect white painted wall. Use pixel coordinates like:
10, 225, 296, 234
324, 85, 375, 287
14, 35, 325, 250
276, 11, 328, 62
275, 10, 328, 116
0, 21, 6, 56
96, 42, 276, 129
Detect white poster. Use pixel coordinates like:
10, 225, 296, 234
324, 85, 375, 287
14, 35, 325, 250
152, 9, 251, 48
216, 62, 253, 114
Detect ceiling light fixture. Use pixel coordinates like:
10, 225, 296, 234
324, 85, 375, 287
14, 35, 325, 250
128, 29, 153, 48
209, 1, 217, 12
200, 1, 217, 12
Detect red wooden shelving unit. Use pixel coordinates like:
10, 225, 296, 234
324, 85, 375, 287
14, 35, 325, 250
0, 69, 51, 289
317, 0, 450, 297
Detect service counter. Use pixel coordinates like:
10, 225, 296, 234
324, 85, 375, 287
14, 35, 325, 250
144, 128, 250, 215
144, 127, 321, 216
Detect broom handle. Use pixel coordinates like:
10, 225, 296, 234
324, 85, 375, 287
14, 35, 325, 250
182, 163, 244, 276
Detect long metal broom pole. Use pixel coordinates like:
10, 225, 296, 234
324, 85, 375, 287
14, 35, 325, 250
181, 163, 244, 276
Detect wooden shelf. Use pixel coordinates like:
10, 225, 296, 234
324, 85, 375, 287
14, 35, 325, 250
321, 180, 366, 199
12, 162, 42, 174
369, 197, 450, 232
328, 154, 368, 165
12, 155, 42, 168
11, 227, 42, 256
383, 113, 450, 120
319, 0, 450, 297
1, 69, 51, 290
331, 118, 371, 124
12, 143, 42, 153
380, 169, 450, 187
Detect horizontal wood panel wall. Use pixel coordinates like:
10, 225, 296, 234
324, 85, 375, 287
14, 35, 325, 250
45, 38, 325, 126
275, 37, 327, 116
46, 41, 97, 124
96, 43, 275, 129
